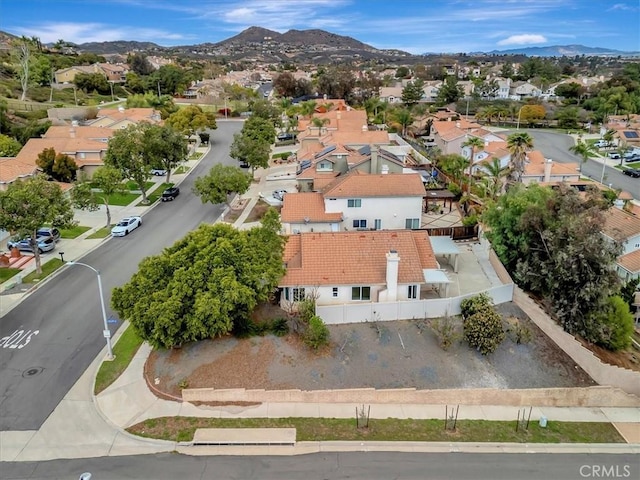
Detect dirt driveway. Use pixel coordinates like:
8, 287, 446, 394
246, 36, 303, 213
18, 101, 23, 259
146, 302, 595, 398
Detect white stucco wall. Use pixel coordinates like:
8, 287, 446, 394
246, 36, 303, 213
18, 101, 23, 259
281, 282, 421, 307
323, 196, 423, 231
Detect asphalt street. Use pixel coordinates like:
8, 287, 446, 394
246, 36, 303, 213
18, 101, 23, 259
0, 121, 243, 431
3, 452, 638, 480
513, 129, 639, 194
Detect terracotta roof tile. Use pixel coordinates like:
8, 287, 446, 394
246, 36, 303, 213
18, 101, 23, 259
602, 208, 640, 241
618, 249, 640, 274
43, 126, 114, 139
0, 158, 39, 184
281, 192, 343, 223
280, 230, 438, 286
322, 172, 425, 198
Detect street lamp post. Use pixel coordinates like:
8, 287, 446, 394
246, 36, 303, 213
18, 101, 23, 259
67, 261, 114, 361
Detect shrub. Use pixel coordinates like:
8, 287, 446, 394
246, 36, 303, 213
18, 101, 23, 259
303, 315, 330, 350
447, 182, 462, 197
298, 298, 316, 324
506, 317, 533, 344
461, 293, 505, 355
587, 295, 634, 351
430, 317, 461, 350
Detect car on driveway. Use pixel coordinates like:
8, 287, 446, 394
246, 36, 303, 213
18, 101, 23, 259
622, 167, 640, 178
272, 189, 287, 201
593, 139, 611, 148
111, 216, 142, 236
624, 154, 640, 162
36, 227, 61, 242
608, 152, 621, 160
7, 236, 56, 253
161, 186, 180, 201
151, 169, 167, 176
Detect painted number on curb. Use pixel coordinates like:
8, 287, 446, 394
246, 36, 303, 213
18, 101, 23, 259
0, 329, 40, 349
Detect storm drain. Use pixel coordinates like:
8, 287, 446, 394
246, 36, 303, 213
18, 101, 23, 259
191, 428, 296, 446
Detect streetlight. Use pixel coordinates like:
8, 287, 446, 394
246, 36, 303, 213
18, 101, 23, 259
67, 261, 114, 361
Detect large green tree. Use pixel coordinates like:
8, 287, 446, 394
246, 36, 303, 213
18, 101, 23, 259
401, 79, 425, 107
437, 76, 463, 105
483, 183, 623, 343
193, 164, 251, 207
166, 105, 217, 137
462, 136, 485, 196
145, 124, 188, 183
104, 123, 155, 203
111, 215, 285, 349
0, 134, 22, 156
36, 147, 78, 182
0, 175, 75, 273
71, 167, 125, 228
569, 138, 598, 172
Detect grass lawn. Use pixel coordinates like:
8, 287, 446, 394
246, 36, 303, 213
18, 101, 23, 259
59, 225, 91, 239
127, 417, 625, 444
22, 258, 65, 283
174, 165, 190, 174
618, 161, 640, 169
189, 152, 202, 160
87, 226, 113, 239
104, 192, 141, 206
0, 268, 21, 282
94, 325, 144, 395
140, 182, 173, 205
123, 180, 155, 192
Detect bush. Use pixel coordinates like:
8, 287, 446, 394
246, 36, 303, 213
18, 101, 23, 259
461, 293, 505, 355
303, 315, 330, 350
506, 317, 533, 344
447, 182, 462, 197
587, 296, 634, 351
430, 317, 461, 350
298, 299, 316, 324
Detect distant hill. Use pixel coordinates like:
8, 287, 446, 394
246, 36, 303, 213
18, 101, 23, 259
72, 40, 164, 54
482, 44, 638, 57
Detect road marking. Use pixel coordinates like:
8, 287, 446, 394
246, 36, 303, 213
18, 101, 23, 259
0, 329, 40, 349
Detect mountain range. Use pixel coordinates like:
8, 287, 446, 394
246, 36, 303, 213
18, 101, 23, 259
1, 27, 637, 60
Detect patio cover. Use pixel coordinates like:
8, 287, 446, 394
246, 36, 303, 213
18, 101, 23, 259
429, 236, 460, 272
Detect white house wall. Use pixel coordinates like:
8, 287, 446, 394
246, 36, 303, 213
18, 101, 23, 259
324, 196, 423, 231
281, 283, 419, 307
283, 222, 337, 235
621, 233, 640, 255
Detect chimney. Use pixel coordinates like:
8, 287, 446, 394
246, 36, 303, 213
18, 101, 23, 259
336, 111, 341, 130
543, 158, 553, 183
69, 127, 75, 138
455, 121, 461, 128
385, 250, 400, 301
370, 144, 379, 173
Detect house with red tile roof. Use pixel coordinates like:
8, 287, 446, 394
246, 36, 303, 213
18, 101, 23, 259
430, 118, 483, 155
87, 106, 162, 129
0, 157, 40, 191
601, 206, 640, 281
280, 230, 446, 306
282, 171, 426, 234
520, 150, 580, 185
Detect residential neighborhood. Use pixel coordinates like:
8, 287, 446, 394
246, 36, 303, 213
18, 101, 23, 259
0, 3, 639, 475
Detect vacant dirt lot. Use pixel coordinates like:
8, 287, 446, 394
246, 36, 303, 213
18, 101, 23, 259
146, 303, 596, 398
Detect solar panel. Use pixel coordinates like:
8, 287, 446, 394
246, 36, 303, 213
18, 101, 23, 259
314, 145, 337, 158
623, 131, 639, 139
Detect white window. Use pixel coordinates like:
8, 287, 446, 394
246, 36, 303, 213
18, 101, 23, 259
347, 198, 362, 208
317, 161, 333, 171
351, 286, 371, 301
353, 219, 367, 229
292, 287, 306, 302
332, 287, 338, 297
408, 285, 418, 299
405, 218, 419, 229
79, 152, 86, 159
374, 219, 382, 230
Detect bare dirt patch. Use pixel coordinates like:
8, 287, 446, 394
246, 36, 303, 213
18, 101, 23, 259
244, 200, 279, 223
146, 302, 596, 399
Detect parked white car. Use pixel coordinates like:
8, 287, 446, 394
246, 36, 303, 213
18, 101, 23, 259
111, 216, 142, 237
593, 139, 611, 148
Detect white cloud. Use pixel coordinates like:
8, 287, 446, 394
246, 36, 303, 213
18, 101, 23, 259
11, 22, 189, 44
497, 34, 548, 46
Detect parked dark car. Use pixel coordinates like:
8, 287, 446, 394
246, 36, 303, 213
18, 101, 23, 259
277, 132, 296, 142
161, 186, 180, 201
622, 167, 640, 178
36, 227, 61, 242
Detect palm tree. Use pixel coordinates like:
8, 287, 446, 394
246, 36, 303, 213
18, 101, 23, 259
310, 116, 330, 135
478, 158, 508, 201
507, 132, 534, 183
393, 109, 414, 136
462, 136, 485, 195
569, 139, 598, 173
299, 100, 317, 118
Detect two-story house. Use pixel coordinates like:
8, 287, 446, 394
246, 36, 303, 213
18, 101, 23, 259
87, 106, 162, 129
602, 206, 640, 281
279, 229, 446, 307
282, 171, 426, 234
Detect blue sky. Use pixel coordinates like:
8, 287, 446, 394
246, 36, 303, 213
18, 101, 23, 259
2, 0, 639, 53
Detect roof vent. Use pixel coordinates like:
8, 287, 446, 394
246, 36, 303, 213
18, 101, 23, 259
118, 105, 125, 112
